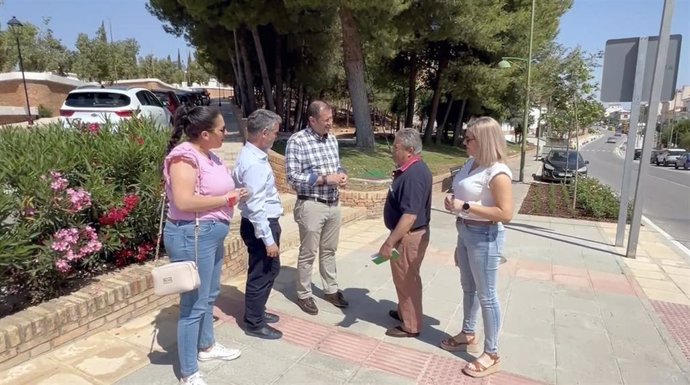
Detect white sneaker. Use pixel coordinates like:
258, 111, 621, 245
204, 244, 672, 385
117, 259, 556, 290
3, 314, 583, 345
197, 343, 242, 362
180, 372, 207, 385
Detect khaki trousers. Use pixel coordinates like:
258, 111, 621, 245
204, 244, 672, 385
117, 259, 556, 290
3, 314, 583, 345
294, 199, 341, 299
390, 228, 430, 333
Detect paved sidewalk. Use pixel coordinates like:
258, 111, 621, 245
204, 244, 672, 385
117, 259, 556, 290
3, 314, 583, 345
3, 146, 690, 384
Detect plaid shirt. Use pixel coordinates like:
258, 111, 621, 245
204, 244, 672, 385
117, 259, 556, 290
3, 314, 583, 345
285, 126, 344, 201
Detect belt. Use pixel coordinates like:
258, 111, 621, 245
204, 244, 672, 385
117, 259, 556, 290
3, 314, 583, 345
297, 195, 339, 205
456, 217, 496, 226
167, 218, 230, 226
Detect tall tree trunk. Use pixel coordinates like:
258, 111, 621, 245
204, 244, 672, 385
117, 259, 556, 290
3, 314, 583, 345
339, 7, 374, 150
238, 29, 257, 113
440, 95, 453, 131
423, 54, 449, 144
250, 26, 275, 111
405, 53, 418, 128
274, 34, 284, 117
227, 46, 245, 113
284, 75, 292, 132
232, 30, 247, 115
453, 99, 467, 146
294, 84, 304, 132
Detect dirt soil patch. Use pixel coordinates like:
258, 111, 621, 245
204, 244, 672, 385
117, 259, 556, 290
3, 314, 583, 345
519, 182, 617, 223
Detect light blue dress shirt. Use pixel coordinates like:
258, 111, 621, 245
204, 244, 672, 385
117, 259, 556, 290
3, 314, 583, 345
233, 142, 284, 246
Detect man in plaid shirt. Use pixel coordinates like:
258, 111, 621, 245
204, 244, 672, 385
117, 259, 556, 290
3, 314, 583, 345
285, 101, 349, 315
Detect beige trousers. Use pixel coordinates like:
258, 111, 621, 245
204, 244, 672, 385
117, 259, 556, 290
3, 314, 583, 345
294, 199, 342, 299
390, 228, 430, 333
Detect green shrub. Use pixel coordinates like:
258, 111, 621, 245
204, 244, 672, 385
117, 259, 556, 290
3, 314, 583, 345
0, 118, 168, 315
38, 104, 53, 118
571, 177, 631, 220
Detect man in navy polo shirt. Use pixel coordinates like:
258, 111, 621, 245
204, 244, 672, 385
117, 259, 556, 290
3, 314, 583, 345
378, 128, 432, 338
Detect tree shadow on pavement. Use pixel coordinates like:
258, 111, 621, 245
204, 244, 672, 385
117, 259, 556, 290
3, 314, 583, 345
147, 305, 182, 379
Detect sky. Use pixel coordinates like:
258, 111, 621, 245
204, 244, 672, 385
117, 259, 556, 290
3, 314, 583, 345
1, 0, 689, 99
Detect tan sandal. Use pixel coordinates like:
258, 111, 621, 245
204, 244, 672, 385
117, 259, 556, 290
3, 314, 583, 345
462, 352, 501, 378
439, 332, 480, 352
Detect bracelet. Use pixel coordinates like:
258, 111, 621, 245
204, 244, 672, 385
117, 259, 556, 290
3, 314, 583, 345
227, 195, 237, 207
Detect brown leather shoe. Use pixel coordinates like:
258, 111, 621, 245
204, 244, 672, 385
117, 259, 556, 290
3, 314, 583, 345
324, 291, 349, 308
385, 326, 419, 338
297, 297, 318, 315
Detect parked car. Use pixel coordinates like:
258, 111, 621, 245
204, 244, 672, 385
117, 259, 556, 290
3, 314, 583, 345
606, 136, 617, 143
151, 89, 181, 115
650, 149, 659, 164
541, 149, 589, 183
675, 152, 690, 170
60, 87, 172, 129
633, 148, 642, 160
191, 88, 211, 105
656, 148, 687, 166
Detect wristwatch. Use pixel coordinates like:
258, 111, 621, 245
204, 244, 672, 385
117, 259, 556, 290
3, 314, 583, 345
462, 202, 471, 213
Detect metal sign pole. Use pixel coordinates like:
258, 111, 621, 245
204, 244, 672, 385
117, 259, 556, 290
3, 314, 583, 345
627, 0, 675, 258
615, 37, 648, 247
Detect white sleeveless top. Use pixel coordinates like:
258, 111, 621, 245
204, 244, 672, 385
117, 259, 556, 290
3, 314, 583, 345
452, 158, 512, 222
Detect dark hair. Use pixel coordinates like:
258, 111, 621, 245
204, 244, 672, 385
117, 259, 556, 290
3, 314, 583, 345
166, 105, 221, 155
307, 100, 331, 120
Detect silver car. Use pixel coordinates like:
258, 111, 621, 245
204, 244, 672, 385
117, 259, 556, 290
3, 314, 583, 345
675, 152, 690, 170
656, 149, 687, 166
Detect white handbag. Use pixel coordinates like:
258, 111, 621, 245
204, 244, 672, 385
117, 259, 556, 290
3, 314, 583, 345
151, 192, 201, 296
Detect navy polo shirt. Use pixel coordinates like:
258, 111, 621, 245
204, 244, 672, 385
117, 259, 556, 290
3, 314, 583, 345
383, 159, 432, 231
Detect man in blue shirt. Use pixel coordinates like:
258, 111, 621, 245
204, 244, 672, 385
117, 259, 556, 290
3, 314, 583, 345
233, 109, 284, 339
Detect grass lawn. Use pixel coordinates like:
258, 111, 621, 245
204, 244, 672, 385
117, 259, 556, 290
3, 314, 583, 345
272, 138, 468, 179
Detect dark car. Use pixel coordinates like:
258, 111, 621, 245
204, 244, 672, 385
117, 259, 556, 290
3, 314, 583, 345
191, 88, 211, 106
151, 89, 181, 115
541, 149, 589, 183
650, 149, 659, 164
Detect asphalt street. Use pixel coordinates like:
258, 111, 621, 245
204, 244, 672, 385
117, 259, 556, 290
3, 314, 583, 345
579, 131, 690, 251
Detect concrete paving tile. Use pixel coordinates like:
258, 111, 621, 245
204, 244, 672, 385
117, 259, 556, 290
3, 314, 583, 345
515, 269, 552, 281
617, 358, 690, 385
34, 372, 105, 385
552, 264, 589, 277
610, 338, 680, 369
500, 333, 555, 385
630, 269, 668, 280
555, 327, 622, 385
636, 277, 682, 292
274, 362, 347, 385
553, 274, 592, 290
203, 347, 293, 385
297, 350, 361, 380
553, 291, 599, 315
346, 367, 417, 385
0, 356, 88, 385
114, 360, 179, 385
70, 343, 150, 383
554, 309, 606, 330
643, 288, 690, 305
669, 275, 690, 296
623, 259, 662, 271
108, 306, 179, 351
662, 265, 690, 277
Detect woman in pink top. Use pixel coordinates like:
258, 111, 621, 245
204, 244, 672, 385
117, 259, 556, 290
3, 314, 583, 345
163, 105, 247, 385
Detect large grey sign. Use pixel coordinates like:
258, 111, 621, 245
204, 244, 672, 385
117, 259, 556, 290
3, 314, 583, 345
601, 35, 682, 102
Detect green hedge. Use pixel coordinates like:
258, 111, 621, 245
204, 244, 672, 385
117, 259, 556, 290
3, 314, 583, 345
573, 177, 631, 220
0, 119, 168, 316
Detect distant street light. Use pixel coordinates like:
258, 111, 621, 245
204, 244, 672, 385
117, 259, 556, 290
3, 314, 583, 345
498, 0, 536, 182
7, 16, 33, 126
218, 77, 222, 107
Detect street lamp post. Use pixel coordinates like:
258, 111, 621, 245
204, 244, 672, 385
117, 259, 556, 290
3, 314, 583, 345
7, 16, 33, 126
497, 0, 535, 182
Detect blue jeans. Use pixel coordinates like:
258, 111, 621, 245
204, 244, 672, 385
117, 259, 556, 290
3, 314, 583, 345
455, 221, 505, 354
164, 219, 229, 378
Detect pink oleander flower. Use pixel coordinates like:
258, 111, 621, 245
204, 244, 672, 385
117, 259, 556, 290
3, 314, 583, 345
48, 171, 69, 192
55, 259, 70, 273
86, 123, 100, 134
66, 188, 92, 212
52, 228, 80, 251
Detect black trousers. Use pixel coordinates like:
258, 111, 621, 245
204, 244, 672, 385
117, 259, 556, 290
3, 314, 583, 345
240, 217, 281, 328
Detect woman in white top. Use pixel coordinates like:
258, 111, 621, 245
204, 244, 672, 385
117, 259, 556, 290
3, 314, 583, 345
440, 117, 513, 378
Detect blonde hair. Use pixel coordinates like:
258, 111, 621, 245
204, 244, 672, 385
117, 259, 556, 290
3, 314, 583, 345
466, 116, 507, 167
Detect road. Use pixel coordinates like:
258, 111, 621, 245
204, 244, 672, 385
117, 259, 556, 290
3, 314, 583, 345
580, 132, 690, 251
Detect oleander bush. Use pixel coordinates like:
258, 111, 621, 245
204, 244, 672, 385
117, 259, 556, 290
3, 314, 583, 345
0, 118, 168, 316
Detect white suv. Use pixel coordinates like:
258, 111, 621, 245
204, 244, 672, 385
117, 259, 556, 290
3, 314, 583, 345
59, 86, 172, 129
